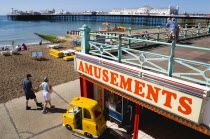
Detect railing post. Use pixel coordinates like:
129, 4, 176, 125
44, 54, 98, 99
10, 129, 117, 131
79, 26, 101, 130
168, 41, 176, 77
177, 24, 181, 41
197, 23, 201, 35
208, 23, 210, 34
184, 24, 188, 38
118, 35, 122, 63
185, 24, 188, 29
128, 27, 131, 48
80, 24, 90, 54
156, 26, 160, 41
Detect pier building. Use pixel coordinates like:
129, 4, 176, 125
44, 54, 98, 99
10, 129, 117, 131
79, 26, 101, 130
110, 5, 179, 15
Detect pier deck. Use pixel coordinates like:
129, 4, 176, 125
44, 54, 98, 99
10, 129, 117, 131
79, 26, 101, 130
7, 14, 210, 26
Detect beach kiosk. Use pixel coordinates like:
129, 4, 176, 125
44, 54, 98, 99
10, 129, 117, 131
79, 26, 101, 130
74, 25, 210, 138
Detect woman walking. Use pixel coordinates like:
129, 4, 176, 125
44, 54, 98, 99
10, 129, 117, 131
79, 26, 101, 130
38, 77, 55, 114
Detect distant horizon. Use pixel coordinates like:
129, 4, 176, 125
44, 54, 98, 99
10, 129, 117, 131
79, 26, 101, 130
1, 0, 210, 15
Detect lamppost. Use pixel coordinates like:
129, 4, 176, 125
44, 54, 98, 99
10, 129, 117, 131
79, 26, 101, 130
11, 8, 13, 15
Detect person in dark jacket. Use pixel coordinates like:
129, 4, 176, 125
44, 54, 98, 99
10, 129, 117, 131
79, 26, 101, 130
22, 74, 42, 110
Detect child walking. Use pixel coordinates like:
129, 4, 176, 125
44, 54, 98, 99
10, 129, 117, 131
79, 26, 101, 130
39, 77, 55, 114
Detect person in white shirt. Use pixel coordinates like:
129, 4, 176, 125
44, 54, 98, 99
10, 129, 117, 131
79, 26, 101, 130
38, 77, 55, 114
15, 45, 21, 51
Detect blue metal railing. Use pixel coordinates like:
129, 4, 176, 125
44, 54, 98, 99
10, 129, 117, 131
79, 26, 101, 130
80, 24, 210, 86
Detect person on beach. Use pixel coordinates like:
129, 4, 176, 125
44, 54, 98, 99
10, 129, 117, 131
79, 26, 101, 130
22, 74, 43, 110
165, 18, 178, 42
12, 41, 15, 49
15, 45, 21, 51
4, 46, 9, 50
22, 43, 27, 50
38, 77, 55, 114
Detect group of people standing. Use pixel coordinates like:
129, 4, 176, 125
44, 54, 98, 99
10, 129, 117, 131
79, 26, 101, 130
22, 74, 54, 114
165, 17, 180, 42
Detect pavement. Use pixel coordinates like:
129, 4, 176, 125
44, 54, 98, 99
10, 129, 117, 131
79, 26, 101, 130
0, 79, 81, 139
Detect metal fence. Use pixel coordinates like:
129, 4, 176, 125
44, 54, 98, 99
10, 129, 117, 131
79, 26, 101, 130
80, 23, 210, 86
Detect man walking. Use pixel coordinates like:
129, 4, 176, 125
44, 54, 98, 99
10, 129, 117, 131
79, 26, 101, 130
165, 18, 178, 42
22, 74, 42, 110
172, 18, 180, 42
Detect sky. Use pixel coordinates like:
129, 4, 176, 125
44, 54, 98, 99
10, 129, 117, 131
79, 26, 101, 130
0, 0, 210, 15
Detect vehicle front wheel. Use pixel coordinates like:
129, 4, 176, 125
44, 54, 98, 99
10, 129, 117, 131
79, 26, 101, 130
85, 132, 93, 138
65, 124, 72, 131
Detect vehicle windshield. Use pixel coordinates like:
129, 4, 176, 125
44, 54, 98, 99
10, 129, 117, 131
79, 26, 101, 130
68, 105, 73, 113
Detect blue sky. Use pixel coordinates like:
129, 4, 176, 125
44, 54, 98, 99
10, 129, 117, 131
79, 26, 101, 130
0, 0, 210, 15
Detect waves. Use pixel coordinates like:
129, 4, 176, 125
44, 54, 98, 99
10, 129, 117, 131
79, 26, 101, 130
0, 40, 50, 47
0, 15, 150, 46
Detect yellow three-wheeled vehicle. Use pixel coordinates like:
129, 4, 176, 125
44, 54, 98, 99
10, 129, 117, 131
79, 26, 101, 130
62, 97, 106, 138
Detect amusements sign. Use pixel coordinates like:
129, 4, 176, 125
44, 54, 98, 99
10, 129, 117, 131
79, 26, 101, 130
76, 59, 204, 123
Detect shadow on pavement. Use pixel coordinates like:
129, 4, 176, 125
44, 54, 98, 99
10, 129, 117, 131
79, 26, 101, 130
47, 108, 67, 113
139, 108, 210, 139
26, 107, 67, 114
30, 107, 43, 111
100, 128, 130, 139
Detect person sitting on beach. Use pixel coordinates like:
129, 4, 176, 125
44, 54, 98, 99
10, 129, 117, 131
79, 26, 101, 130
15, 45, 21, 51
4, 46, 9, 50
22, 43, 28, 50
38, 77, 55, 114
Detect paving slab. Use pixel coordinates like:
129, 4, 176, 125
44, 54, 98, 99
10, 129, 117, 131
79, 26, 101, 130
52, 79, 80, 104
0, 103, 4, 108
32, 125, 79, 139
5, 94, 64, 138
0, 104, 19, 139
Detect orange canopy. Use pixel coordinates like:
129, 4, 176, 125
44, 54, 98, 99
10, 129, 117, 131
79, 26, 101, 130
102, 23, 111, 25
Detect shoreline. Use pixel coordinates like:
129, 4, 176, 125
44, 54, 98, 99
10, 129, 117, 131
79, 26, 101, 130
0, 40, 51, 48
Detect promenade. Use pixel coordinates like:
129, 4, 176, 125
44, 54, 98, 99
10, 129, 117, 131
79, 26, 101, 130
1, 36, 210, 139
0, 80, 80, 139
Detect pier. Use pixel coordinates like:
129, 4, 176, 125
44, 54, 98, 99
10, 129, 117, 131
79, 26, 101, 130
8, 14, 210, 26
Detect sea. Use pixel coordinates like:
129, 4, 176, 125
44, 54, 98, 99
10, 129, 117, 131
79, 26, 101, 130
0, 15, 151, 47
